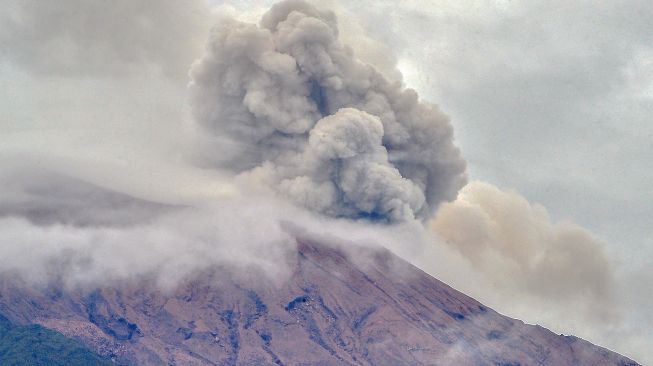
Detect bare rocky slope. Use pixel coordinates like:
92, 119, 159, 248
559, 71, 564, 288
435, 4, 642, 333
0, 240, 640, 365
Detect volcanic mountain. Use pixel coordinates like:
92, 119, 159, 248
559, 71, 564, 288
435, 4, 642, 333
0, 239, 639, 366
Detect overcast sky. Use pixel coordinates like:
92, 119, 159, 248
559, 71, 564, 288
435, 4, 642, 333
375, 2, 653, 361
1, 0, 651, 363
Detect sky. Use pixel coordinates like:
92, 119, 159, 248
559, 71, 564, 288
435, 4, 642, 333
0, 0, 651, 363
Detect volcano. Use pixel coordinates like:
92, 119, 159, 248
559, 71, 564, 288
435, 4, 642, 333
0, 240, 639, 365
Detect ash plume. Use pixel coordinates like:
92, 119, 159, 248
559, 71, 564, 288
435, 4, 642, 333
189, 0, 467, 222
429, 181, 618, 326
0, 0, 467, 290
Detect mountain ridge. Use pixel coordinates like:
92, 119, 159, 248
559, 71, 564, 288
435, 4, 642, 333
0, 240, 640, 365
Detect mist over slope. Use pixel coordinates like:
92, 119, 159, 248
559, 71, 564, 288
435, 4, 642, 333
0, 241, 639, 366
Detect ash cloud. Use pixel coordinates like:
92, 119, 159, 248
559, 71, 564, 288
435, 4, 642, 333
430, 181, 618, 323
189, 0, 467, 222
0, 0, 459, 290
0, 0, 465, 291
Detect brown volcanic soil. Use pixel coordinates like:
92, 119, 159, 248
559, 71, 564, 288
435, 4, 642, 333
0, 241, 640, 366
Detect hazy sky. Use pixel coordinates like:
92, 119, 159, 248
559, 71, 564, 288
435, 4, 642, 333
1, 0, 651, 363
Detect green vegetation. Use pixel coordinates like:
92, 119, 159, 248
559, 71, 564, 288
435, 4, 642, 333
0, 314, 117, 366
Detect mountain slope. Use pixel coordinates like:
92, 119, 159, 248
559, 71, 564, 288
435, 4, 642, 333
0, 240, 639, 365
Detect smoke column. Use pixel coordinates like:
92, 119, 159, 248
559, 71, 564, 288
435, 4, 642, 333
189, 0, 467, 222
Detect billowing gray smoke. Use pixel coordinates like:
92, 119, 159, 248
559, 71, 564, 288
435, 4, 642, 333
189, 0, 466, 222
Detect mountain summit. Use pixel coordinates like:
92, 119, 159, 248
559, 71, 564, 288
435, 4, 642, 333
0, 240, 639, 365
